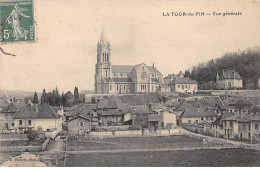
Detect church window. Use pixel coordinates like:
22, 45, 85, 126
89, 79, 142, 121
178, 85, 180, 88
124, 85, 126, 90
106, 71, 108, 77
117, 85, 119, 91
110, 85, 112, 90
107, 54, 109, 62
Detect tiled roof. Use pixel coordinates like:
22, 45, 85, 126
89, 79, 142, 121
181, 107, 218, 118
148, 114, 160, 121
113, 78, 132, 83
0, 103, 19, 113
131, 107, 154, 114
178, 97, 226, 111
118, 93, 163, 106
147, 66, 163, 76
212, 111, 235, 125
111, 65, 134, 73
0, 98, 9, 108
164, 74, 174, 80
218, 70, 242, 79
222, 96, 254, 107
169, 76, 197, 85
12, 103, 60, 119
100, 109, 125, 116
66, 103, 93, 118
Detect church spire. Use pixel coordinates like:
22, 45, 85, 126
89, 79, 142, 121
99, 24, 109, 45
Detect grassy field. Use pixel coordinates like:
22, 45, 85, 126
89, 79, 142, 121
67, 135, 230, 151
65, 149, 260, 167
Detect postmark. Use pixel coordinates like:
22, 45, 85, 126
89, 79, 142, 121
0, 0, 35, 43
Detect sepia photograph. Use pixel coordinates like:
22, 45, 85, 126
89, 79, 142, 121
0, 0, 260, 167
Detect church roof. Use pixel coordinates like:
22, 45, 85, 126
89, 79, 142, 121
111, 65, 134, 73
147, 66, 163, 76
151, 78, 160, 83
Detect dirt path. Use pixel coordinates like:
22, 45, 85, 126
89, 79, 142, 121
43, 136, 64, 154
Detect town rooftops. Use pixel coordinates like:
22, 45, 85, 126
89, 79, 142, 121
169, 76, 197, 85
222, 96, 254, 107
131, 107, 154, 115
0, 103, 19, 113
0, 98, 10, 108
177, 96, 226, 111
148, 114, 160, 122
222, 113, 260, 122
118, 93, 163, 106
12, 103, 60, 119
66, 103, 93, 118
218, 70, 242, 79
164, 74, 175, 80
212, 111, 235, 125
180, 107, 218, 118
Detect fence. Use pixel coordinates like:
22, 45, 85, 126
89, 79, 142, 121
88, 128, 180, 138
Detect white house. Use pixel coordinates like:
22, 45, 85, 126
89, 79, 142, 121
12, 103, 62, 133
168, 71, 198, 94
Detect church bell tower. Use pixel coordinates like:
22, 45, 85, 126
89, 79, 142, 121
95, 26, 111, 94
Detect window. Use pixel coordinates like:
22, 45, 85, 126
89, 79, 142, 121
185, 85, 187, 88
182, 85, 184, 89
117, 85, 119, 90
110, 85, 112, 90
12, 123, 14, 127
124, 85, 126, 90
188, 120, 191, 124
255, 124, 258, 130
120, 73, 123, 77
195, 120, 198, 123
5, 113, 8, 119
19, 120, 22, 125
105, 71, 108, 77
80, 122, 84, 126
248, 125, 251, 131
5, 123, 8, 129
28, 120, 31, 126
201, 117, 203, 120
178, 85, 180, 88
230, 121, 233, 127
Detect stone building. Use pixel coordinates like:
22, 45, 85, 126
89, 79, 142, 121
95, 27, 163, 94
216, 70, 243, 89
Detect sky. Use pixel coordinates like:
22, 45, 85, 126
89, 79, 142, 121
0, 0, 260, 93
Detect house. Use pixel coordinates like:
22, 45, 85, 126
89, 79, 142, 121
179, 107, 218, 125
130, 106, 155, 129
216, 70, 243, 89
163, 74, 175, 85
12, 103, 62, 133
0, 98, 10, 111
222, 113, 260, 142
0, 103, 20, 133
210, 111, 235, 138
66, 105, 92, 136
148, 114, 160, 132
161, 110, 177, 129
168, 71, 198, 94
222, 96, 253, 113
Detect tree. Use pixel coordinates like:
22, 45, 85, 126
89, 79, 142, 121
184, 70, 191, 77
33, 92, 38, 104
91, 96, 96, 103
41, 89, 46, 104
74, 87, 79, 100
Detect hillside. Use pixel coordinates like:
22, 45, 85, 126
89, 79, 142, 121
185, 47, 260, 89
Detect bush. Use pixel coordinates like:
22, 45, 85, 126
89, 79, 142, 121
27, 131, 38, 141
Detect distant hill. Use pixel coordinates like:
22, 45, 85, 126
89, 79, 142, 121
185, 46, 260, 89
0, 89, 35, 99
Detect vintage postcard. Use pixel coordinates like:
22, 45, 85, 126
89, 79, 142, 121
0, 0, 260, 167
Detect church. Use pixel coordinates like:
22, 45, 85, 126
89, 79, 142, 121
95, 28, 163, 94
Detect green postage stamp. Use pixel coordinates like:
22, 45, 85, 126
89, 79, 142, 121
0, 0, 35, 43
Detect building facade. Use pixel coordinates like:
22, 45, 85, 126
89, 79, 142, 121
95, 28, 163, 94
216, 70, 243, 89
168, 71, 198, 94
